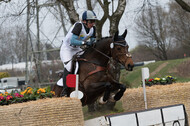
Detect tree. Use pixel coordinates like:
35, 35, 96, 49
175, 0, 190, 12
168, 2, 190, 49
57, 0, 126, 38
0, 26, 27, 64
0, 0, 11, 3
0, 28, 13, 64
13, 26, 27, 62
135, 5, 171, 60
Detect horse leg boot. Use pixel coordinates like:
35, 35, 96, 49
61, 68, 70, 97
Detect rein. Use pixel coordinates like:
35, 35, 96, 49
91, 40, 127, 60
92, 47, 111, 60
78, 39, 131, 83
91, 40, 131, 66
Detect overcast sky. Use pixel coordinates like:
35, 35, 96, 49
0, 0, 170, 50
117, 0, 170, 50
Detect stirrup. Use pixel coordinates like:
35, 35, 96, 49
61, 88, 68, 97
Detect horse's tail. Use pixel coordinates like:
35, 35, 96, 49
51, 84, 56, 91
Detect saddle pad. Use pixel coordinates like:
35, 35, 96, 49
57, 78, 63, 86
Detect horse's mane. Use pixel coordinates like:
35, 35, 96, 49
96, 36, 112, 44
81, 36, 112, 57
94, 36, 113, 49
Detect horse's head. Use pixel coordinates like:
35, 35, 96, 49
110, 29, 134, 71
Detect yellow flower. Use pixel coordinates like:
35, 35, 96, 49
20, 87, 33, 95
154, 78, 160, 81
37, 88, 46, 94
27, 88, 33, 94
50, 91, 55, 95
0, 93, 3, 96
166, 75, 172, 78
20, 91, 25, 95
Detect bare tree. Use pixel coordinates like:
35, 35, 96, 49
175, 0, 190, 12
13, 26, 27, 62
0, 0, 11, 3
135, 5, 171, 60
57, 0, 79, 25
57, 0, 126, 38
0, 26, 28, 64
0, 28, 13, 64
168, 2, 190, 48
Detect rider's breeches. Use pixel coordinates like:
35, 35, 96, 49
60, 47, 83, 72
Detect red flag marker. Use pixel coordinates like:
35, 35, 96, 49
66, 74, 76, 88
67, 74, 83, 99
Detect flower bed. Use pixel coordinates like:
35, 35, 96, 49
144, 75, 177, 87
0, 86, 55, 105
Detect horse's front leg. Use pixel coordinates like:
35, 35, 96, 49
113, 83, 126, 101
83, 81, 112, 105
92, 82, 112, 105
109, 82, 126, 102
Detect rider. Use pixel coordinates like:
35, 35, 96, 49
59, 10, 98, 96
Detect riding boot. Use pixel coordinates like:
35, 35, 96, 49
61, 68, 70, 97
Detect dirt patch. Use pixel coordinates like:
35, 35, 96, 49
150, 62, 168, 76
176, 60, 190, 77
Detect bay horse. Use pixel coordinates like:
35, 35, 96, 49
52, 29, 134, 106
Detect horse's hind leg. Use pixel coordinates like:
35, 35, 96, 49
51, 84, 63, 97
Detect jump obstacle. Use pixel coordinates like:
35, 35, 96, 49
84, 104, 188, 126
0, 97, 84, 126
122, 82, 190, 123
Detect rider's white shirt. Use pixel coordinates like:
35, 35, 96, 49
60, 22, 94, 72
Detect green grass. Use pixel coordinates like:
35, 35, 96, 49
120, 58, 190, 88
83, 101, 124, 120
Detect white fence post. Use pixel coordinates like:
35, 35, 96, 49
141, 67, 150, 109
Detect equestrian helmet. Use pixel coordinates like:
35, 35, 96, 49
82, 10, 97, 21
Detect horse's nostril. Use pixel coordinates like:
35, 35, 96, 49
128, 64, 131, 68
128, 64, 134, 71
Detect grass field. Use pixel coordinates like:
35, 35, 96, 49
120, 57, 190, 88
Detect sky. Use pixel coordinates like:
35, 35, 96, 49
0, 0, 170, 51
117, 0, 170, 50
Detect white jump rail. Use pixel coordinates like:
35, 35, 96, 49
85, 104, 188, 126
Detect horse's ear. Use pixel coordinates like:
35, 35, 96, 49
122, 29, 127, 38
114, 31, 119, 41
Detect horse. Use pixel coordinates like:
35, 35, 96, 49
52, 29, 134, 107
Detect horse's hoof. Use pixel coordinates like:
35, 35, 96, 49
109, 93, 116, 102
99, 97, 107, 104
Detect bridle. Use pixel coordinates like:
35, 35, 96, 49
110, 40, 132, 58
91, 39, 132, 66
78, 39, 132, 84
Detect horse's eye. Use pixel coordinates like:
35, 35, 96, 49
117, 47, 121, 51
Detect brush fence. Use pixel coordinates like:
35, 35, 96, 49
0, 97, 84, 126
122, 82, 190, 122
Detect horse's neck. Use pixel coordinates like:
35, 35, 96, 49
83, 39, 111, 66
